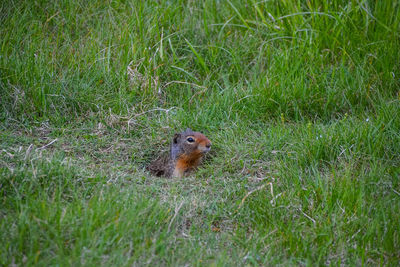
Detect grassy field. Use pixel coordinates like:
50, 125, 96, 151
1, 0, 399, 265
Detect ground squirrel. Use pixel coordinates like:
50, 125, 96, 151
147, 128, 212, 178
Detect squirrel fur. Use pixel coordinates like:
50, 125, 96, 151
147, 128, 211, 178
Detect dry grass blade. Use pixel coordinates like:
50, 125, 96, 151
235, 182, 275, 213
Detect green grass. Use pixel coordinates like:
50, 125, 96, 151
1, 0, 399, 265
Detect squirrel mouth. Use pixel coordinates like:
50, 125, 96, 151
198, 146, 211, 153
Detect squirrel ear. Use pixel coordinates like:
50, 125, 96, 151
185, 128, 192, 132
173, 133, 181, 144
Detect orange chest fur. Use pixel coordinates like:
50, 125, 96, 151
175, 152, 203, 171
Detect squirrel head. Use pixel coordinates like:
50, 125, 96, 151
170, 128, 211, 160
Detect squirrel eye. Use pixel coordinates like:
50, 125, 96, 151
186, 137, 195, 143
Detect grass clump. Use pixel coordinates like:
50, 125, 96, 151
1, 0, 399, 265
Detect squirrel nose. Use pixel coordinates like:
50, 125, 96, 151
206, 143, 211, 149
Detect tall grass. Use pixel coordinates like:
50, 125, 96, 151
1, 0, 399, 123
